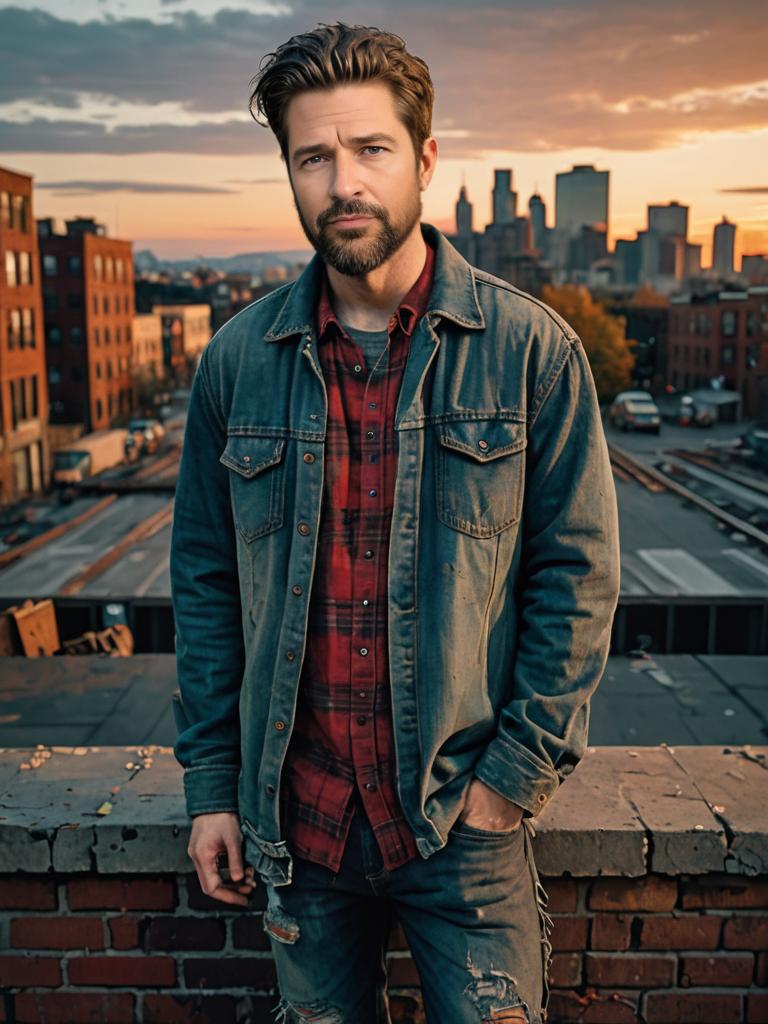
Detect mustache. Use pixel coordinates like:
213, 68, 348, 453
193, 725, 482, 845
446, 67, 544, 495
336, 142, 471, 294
318, 202, 384, 228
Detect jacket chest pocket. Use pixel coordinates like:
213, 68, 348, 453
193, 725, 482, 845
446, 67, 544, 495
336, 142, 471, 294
219, 434, 286, 542
435, 419, 527, 538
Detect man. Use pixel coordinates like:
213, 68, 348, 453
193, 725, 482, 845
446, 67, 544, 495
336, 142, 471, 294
170, 21, 620, 1024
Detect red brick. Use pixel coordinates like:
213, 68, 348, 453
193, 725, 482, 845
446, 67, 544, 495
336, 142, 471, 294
142, 994, 239, 1023
12, 992, 134, 1023
681, 875, 768, 910
542, 878, 579, 913
145, 916, 225, 951
11, 916, 104, 950
681, 953, 754, 987
183, 957, 276, 989
67, 877, 176, 911
639, 915, 721, 950
0, 877, 56, 909
68, 955, 176, 987
232, 914, 270, 951
591, 914, 633, 951
108, 915, 141, 950
549, 952, 582, 987
589, 876, 677, 913
723, 915, 768, 950
550, 915, 590, 951
585, 953, 676, 988
548, 989, 639, 1023
757, 952, 768, 986
747, 993, 768, 1023
387, 955, 422, 986
0, 955, 62, 987
644, 991, 742, 1024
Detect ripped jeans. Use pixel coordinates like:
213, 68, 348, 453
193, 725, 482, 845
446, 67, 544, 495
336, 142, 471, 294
262, 801, 552, 1023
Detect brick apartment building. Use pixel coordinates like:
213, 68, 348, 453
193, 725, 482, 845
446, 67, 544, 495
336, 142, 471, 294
152, 303, 211, 384
0, 165, 49, 505
667, 287, 768, 418
37, 217, 135, 431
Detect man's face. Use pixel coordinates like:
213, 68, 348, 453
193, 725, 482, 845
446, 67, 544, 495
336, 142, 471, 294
284, 81, 434, 276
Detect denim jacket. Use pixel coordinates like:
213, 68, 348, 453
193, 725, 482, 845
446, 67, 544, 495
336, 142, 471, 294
169, 222, 621, 886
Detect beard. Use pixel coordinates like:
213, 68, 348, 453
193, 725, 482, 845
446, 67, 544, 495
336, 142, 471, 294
292, 181, 423, 277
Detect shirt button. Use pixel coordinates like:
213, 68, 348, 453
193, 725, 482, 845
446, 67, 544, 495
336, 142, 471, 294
292, 584, 302, 595
358, 691, 367, 698
369, 402, 377, 409
243, 455, 251, 462
357, 715, 367, 726
303, 452, 315, 463
274, 720, 286, 731
366, 430, 375, 439
297, 522, 310, 535
538, 793, 547, 804
478, 439, 489, 451
285, 650, 295, 661
359, 647, 368, 656
368, 489, 377, 497
354, 364, 363, 373
364, 782, 377, 792
364, 549, 374, 559
362, 599, 370, 606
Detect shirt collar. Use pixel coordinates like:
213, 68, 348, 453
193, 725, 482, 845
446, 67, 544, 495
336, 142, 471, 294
316, 238, 436, 342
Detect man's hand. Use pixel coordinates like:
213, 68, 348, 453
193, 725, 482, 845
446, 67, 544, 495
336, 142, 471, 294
459, 778, 524, 832
187, 812, 257, 906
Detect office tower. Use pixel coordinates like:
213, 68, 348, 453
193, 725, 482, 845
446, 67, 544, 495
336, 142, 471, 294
555, 164, 609, 240
528, 192, 547, 251
492, 169, 517, 226
455, 184, 473, 238
38, 216, 134, 431
648, 201, 688, 241
0, 165, 49, 502
712, 216, 736, 277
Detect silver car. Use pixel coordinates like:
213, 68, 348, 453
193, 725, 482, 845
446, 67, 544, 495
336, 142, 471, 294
608, 390, 661, 434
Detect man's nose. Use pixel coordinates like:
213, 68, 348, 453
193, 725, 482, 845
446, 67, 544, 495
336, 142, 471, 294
330, 150, 363, 202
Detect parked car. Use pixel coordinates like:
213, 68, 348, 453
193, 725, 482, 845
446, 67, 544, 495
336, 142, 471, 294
608, 390, 661, 434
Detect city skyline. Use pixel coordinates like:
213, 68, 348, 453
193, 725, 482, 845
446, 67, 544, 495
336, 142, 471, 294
1, 0, 766, 261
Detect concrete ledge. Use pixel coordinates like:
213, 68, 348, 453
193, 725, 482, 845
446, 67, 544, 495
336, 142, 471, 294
0, 745, 765, 877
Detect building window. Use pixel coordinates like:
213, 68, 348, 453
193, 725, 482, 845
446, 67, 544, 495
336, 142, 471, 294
69, 326, 83, 345
93, 254, 103, 280
8, 308, 21, 348
94, 327, 100, 345
95, 362, 102, 379
746, 344, 758, 370
105, 256, 114, 281
697, 313, 710, 335
43, 254, 58, 277
703, 348, 710, 368
18, 251, 31, 285
720, 344, 735, 367
103, 295, 109, 314
116, 326, 121, 343
116, 257, 124, 282
30, 375, 38, 417
48, 366, 61, 385
10, 377, 28, 429
22, 308, 34, 347
47, 325, 62, 345
5, 251, 17, 287
0, 191, 10, 228
93, 294, 98, 315
746, 311, 758, 337
721, 310, 737, 337
12, 195, 28, 232
43, 288, 58, 312
68, 254, 82, 276
104, 326, 110, 344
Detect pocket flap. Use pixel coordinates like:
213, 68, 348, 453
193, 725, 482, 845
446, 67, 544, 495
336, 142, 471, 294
219, 435, 285, 477
437, 419, 527, 462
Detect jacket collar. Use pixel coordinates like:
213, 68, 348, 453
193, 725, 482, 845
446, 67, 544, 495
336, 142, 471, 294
264, 221, 485, 342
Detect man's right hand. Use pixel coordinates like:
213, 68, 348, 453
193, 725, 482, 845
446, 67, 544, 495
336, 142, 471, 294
187, 812, 257, 906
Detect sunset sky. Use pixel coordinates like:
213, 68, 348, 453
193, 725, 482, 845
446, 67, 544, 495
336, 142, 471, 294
1, 0, 766, 264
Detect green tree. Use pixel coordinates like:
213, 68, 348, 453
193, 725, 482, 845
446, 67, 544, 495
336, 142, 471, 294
541, 284, 636, 402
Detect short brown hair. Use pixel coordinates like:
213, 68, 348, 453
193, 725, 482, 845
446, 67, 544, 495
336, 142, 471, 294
248, 22, 434, 166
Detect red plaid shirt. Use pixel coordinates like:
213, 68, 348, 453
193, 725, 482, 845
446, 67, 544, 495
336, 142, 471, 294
280, 239, 436, 874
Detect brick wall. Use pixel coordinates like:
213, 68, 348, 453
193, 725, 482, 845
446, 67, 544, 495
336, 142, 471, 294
0, 745, 765, 1023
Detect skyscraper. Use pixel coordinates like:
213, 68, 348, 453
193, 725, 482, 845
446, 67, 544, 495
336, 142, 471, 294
554, 164, 609, 239
492, 169, 517, 226
712, 216, 736, 277
455, 184, 473, 238
528, 192, 547, 251
648, 201, 688, 240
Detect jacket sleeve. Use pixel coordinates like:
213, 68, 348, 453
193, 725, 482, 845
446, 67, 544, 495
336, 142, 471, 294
169, 343, 244, 818
473, 333, 621, 817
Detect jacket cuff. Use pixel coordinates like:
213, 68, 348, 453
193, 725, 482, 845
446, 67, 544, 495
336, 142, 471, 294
183, 764, 240, 818
473, 736, 560, 818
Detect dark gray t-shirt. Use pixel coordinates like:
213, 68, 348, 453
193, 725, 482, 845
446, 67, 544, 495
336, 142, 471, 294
340, 320, 390, 373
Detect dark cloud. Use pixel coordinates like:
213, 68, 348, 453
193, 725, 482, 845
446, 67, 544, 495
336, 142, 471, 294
0, 1, 766, 156
35, 179, 239, 193
720, 186, 768, 194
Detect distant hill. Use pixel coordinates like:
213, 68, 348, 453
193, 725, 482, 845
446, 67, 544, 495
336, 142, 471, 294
134, 248, 313, 275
